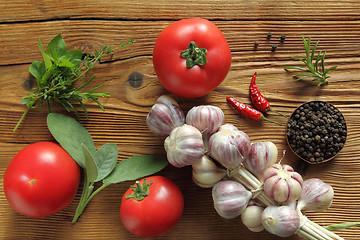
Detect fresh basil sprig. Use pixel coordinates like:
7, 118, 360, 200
14, 34, 135, 132
47, 113, 168, 224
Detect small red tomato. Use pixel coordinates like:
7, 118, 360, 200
153, 18, 231, 98
3, 142, 80, 218
120, 176, 184, 237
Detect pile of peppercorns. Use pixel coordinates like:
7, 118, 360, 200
286, 101, 347, 163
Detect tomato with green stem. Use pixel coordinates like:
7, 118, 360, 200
120, 176, 184, 237
153, 18, 231, 98
3, 142, 80, 218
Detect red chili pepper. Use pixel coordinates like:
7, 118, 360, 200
249, 72, 287, 118
226, 97, 282, 125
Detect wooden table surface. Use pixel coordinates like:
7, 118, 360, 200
1, 0, 360, 239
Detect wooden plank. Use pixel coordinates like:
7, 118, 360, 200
0, 0, 360, 22
1, 20, 360, 66
1, 1, 360, 239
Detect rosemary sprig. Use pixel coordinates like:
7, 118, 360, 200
285, 36, 338, 87
13, 35, 134, 132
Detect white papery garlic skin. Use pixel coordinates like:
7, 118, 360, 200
212, 180, 252, 219
297, 178, 334, 212
209, 124, 251, 169
242, 142, 278, 180
261, 205, 300, 238
263, 164, 303, 203
186, 105, 225, 137
192, 155, 226, 188
241, 202, 265, 232
146, 95, 185, 136
164, 124, 204, 168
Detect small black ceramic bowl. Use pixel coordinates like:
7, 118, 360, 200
286, 101, 347, 164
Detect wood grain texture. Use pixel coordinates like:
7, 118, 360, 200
1, 0, 360, 239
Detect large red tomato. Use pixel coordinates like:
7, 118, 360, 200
153, 18, 231, 98
120, 176, 184, 237
3, 142, 80, 218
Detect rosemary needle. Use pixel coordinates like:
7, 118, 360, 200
285, 36, 338, 87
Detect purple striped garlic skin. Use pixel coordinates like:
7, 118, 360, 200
186, 105, 225, 137
297, 178, 334, 212
263, 164, 303, 204
261, 205, 300, 238
242, 142, 278, 180
209, 124, 251, 169
212, 180, 252, 219
146, 95, 185, 136
164, 124, 205, 168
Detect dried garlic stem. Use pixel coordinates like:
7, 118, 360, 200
229, 165, 276, 206
296, 211, 344, 240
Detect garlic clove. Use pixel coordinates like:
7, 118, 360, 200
242, 141, 278, 180
209, 124, 251, 169
212, 180, 252, 219
186, 105, 225, 137
297, 178, 334, 212
164, 124, 205, 168
241, 202, 265, 232
146, 95, 185, 136
261, 205, 300, 238
192, 155, 227, 188
263, 164, 303, 203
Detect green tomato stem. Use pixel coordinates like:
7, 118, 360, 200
180, 41, 207, 68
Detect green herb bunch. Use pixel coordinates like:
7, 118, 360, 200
285, 36, 338, 87
14, 34, 135, 131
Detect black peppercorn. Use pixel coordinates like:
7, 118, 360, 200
286, 101, 347, 163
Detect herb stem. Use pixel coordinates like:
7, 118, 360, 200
13, 106, 31, 132
72, 182, 110, 224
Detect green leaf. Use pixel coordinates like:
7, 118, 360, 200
82, 144, 98, 183
29, 61, 46, 84
56, 58, 75, 68
103, 155, 168, 185
47, 113, 96, 168
93, 143, 118, 182
61, 49, 83, 68
38, 39, 52, 70
325, 222, 360, 231
46, 34, 67, 61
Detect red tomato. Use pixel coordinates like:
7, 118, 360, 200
120, 176, 184, 237
3, 142, 80, 218
153, 18, 231, 98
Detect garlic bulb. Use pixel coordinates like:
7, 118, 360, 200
262, 205, 300, 238
146, 95, 185, 136
212, 180, 252, 219
192, 155, 226, 188
164, 124, 204, 167
186, 105, 225, 137
209, 124, 251, 169
263, 164, 303, 203
297, 178, 334, 212
241, 202, 265, 232
242, 142, 278, 180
